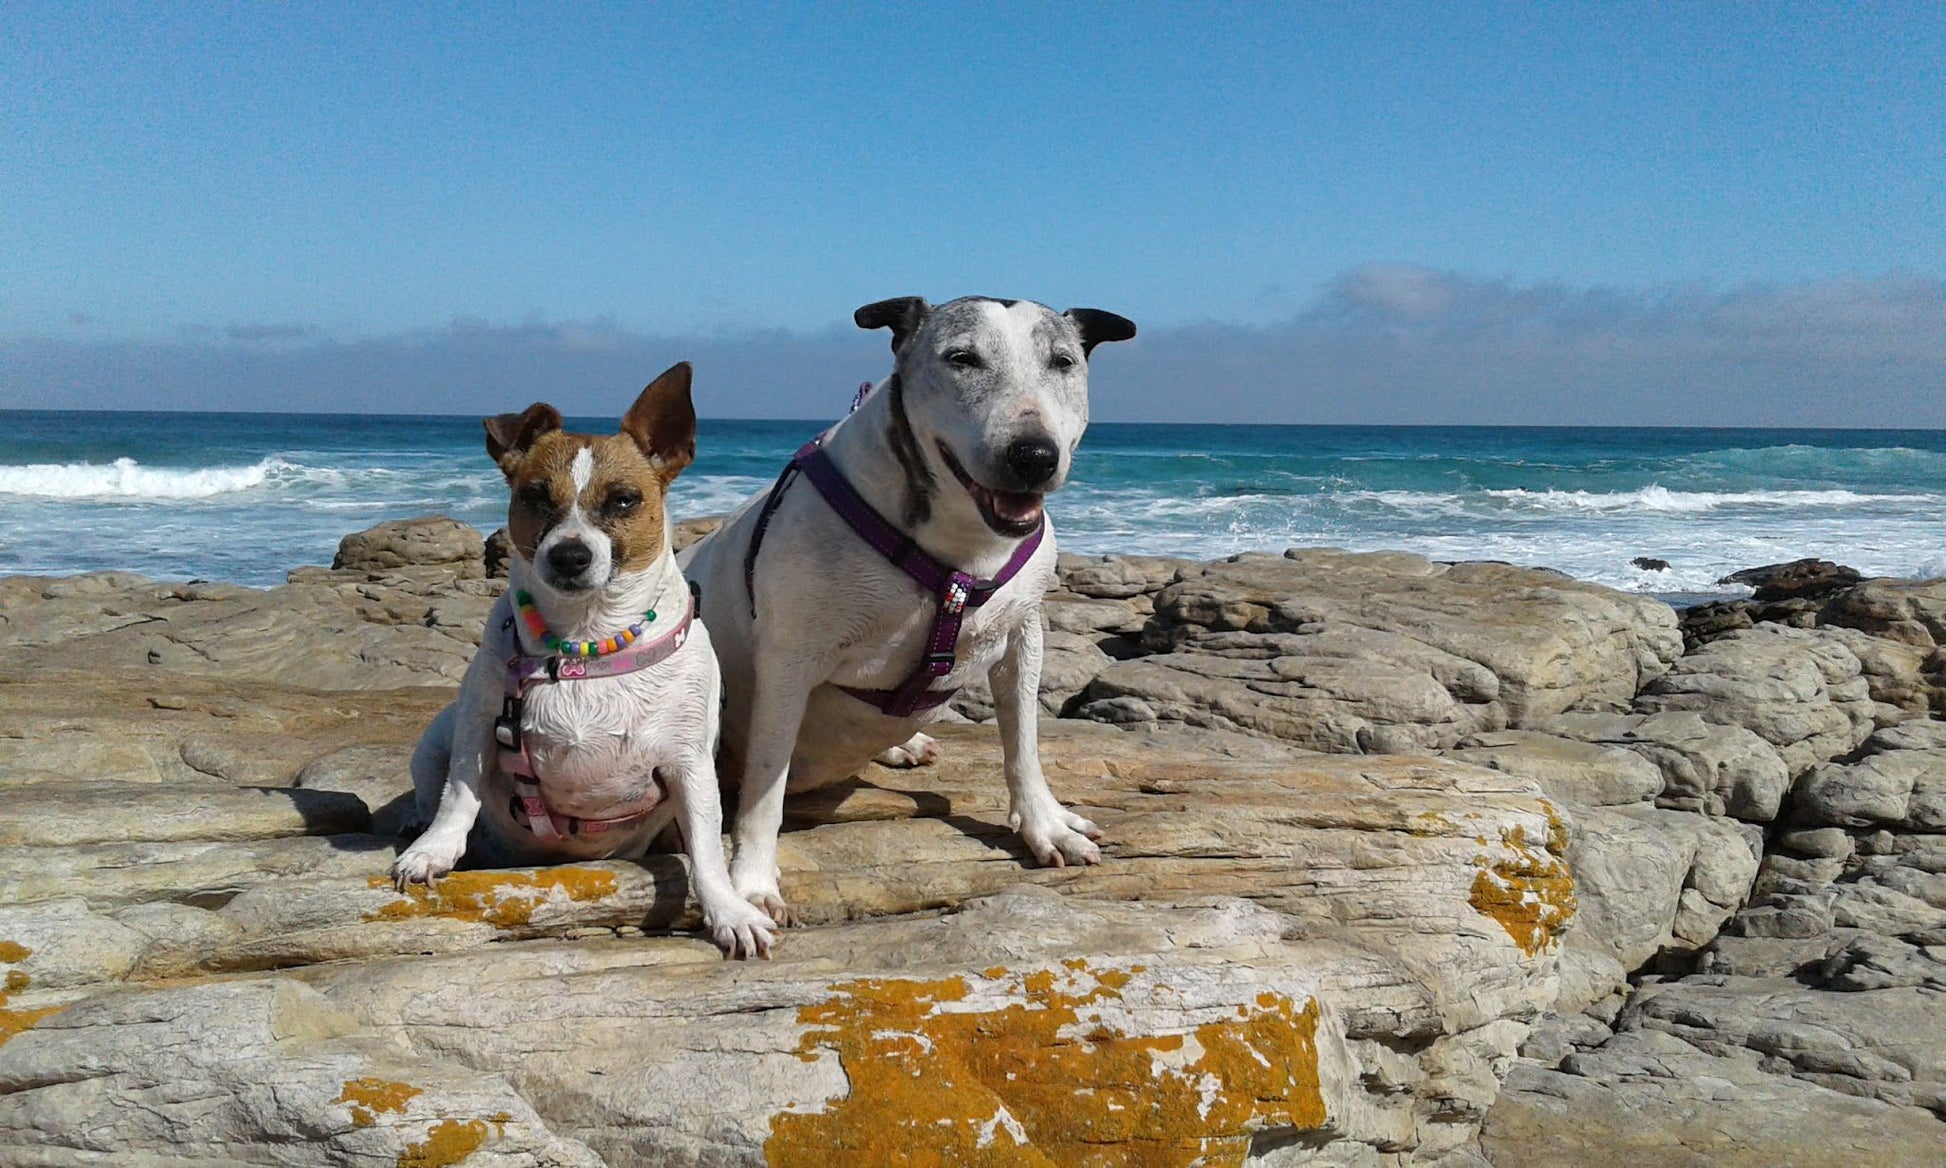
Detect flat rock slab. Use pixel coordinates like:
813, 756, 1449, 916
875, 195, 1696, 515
0, 685, 1571, 1165
0, 890, 1517, 1167
1484, 1028, 1946, 1168
1077, 550, 1682, 752
0, 572, 497, 689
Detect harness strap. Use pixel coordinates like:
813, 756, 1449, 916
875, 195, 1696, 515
739, 382, 1045, 718
793, 442, 1043, 718
494, 584, 695, 841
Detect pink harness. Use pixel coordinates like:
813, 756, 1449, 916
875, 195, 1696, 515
492, 585, 696, 841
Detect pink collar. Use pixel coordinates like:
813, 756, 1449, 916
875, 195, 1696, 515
505, 584, 696, 693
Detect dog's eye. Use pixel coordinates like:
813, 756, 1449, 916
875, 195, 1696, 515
1051, 353, 1077, 371
945, 349, 984, 370
517, 483, 555, 511
603, 489, 642, 516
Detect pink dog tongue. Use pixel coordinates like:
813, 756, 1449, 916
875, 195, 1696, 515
987, 488, 1043, 524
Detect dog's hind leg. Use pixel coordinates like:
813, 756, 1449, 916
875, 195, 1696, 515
873, 732, 940, 768
402, 703, 457, 838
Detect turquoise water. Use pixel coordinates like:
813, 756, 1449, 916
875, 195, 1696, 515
2, 410, 1943, 594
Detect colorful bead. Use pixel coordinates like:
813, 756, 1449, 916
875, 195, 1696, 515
513, 590, 656, 660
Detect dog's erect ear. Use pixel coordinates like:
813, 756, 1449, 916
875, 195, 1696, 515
621, 361, 697, 481
854, 297, 930, 354
483, 402, 563, 472
1064, 308, 1138, 357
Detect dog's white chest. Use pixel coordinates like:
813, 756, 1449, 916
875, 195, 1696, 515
829, 571, 1039, 694
515, 668, 701, 816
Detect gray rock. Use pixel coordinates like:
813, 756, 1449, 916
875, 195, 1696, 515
1635, 625, 1874, 777
1141, 551, 1682, 726
1445, 731, 1664, 807
1042, 593, 1148, 636
1817, 625, 1935, 714
1082, 649, 1476, 753
1624, 975, 1946, 1116
1484, 1029, 1946, 1167
1072, 550, 1680, 755
1055, 552, 1189, 598
1542, 710, 1791, 823
483, 526, 513, 578
332, 515, 484, 575
1720, 558, 1864, 602
1821, 577, 1946, 650
1564, 805, 1759, 972
1795, 727, 1946, 832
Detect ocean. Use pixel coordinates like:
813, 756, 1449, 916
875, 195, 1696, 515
2, 410, 1943, 601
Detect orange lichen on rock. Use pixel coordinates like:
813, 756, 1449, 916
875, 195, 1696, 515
0, 941, 61, 1049
334, 1077, 424, 1127
766, 961, 1326, 1167
396, 1118, 489, 1168
364, 868, 619, 929
1468, 810, 1576, 957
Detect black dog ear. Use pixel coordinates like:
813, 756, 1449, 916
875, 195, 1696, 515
483, 402, 564, 473
855, 297, 931, 354
1064, 308, 1137, 356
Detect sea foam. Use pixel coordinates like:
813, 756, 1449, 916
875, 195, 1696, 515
0, 457, 285, 499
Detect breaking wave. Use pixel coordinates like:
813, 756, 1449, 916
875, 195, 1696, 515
0, 457, 290, 499
1477, 485, 1934, 513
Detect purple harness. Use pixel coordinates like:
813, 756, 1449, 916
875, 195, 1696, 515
744, 419, 1044, 718
493, 586, 696, 840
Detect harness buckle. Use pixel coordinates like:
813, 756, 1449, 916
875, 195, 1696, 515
494, 696, 523, 749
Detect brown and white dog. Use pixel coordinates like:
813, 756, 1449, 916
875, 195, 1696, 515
393, 362, 775, 959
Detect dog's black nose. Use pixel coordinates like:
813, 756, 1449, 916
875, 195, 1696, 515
1004, 436, 1061, 488
547, 540, 594, 579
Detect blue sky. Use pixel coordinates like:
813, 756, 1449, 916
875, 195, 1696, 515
3, 3, 1942, 422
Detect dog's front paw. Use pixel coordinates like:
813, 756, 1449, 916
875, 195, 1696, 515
1010, 805, 1104, 868
390, 839, 462, 891
703, 896, 778, 960
873, 732, 940, 768
732, 871, 794, 928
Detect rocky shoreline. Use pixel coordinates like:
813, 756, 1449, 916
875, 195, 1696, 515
1, 515, 1942, 1165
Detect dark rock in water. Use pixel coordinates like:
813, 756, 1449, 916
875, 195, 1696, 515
1680, 596, 1825, 651
1681, 600, 1755, 646
1632, 557, 1671, 572
1719, 558, 1863, 603
484, 527, 513, 579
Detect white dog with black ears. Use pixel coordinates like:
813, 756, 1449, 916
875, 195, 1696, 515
392, 362, 776, 959
682, 296, 1136, 925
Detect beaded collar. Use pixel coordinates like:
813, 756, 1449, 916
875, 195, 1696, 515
513, 589, 656, 658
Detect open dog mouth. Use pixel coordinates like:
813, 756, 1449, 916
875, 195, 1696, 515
936, 442, 1044, 536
